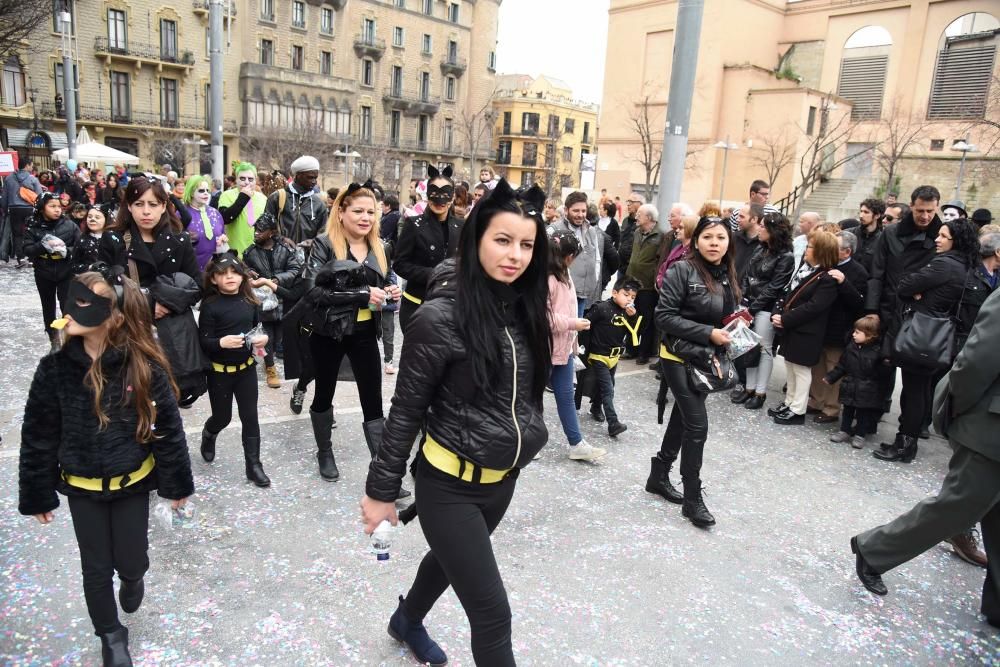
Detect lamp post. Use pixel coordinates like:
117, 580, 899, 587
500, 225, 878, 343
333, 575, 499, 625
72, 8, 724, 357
713, 137, 738, 206
950, 140, 977, 201
59, 6, 76, 160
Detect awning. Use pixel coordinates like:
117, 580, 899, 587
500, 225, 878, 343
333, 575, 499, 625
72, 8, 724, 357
5, 129, 69, 150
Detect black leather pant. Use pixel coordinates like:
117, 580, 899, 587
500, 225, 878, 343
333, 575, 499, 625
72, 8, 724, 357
657, 360, 709, 495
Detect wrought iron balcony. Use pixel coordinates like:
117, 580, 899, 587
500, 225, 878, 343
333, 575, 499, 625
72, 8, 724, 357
439, 56, 467, 77
94, 37, 195, 69
353, 35, 386, 59
192, 0, 237, 16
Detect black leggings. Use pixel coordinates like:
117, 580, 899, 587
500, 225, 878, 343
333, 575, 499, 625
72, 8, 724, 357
67, 492, 150, 635
635, 289, 658, 358
309, 322, 383, 420
399, 298, 419, 335
35, 271, 71, 334
404, 457, 519, 666
205, 365, 260, 438
898, 368, 933, 438
657, 360, 709, 495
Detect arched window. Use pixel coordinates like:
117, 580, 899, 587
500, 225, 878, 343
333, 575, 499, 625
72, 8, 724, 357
837, 26, 892, 120
2, 56, 26, 106
928, 12, 999, 119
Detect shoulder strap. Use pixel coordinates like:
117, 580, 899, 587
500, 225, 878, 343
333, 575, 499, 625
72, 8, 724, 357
121, 231, 140, 284
784, 270, 825, 311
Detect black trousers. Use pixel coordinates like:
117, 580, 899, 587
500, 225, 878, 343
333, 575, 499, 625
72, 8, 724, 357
205, 364, 260, 439
898, 368, 933, 438
9, 206, 32, 260
262, 320, 281, 367
657, 360, 709, 495
35, 271, 71, 334
67, 492, 150, 635
591, 360, 619, 423
399, 298, 419, 335
381, 310, 396, 363
841, 405, 880, 436
404, 457, 519, 667
309, 321, 383, 421
635, 290, 658, 359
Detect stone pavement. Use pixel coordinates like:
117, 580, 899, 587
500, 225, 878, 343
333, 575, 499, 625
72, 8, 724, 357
0, 262, 997, 665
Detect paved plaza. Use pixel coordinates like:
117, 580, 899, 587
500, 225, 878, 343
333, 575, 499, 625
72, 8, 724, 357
0, 262, 997, 665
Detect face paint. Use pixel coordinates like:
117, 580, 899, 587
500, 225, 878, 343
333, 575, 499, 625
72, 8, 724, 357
65, 281, 113, 327
427, 183, 455, 205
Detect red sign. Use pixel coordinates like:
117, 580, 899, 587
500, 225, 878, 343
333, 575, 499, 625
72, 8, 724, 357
0, 151, 17, 177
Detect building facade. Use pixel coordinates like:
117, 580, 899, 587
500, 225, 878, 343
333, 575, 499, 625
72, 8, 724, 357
596, 0, 1000, 217
491, 74, 597, 195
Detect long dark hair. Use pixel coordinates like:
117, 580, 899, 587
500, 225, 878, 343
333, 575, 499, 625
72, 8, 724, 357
942, 218, 981, 269
761, 212, 793, 254
112, 176, 182, 234
202, 256, 259, 305
548, 229, 581, 285
686, 217, 742, 300
455, 180, 552, 405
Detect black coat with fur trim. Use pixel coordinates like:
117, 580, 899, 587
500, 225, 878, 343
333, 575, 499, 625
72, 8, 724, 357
99, 222, 201, 291
18, 337, 194, 516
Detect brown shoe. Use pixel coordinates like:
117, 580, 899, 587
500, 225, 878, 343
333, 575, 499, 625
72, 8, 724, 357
265, 365, 281, 389
948, 530, 987, 568
813, 413, 839, 424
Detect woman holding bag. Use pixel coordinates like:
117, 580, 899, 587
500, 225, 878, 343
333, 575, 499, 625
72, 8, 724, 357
645, 216, 739, 528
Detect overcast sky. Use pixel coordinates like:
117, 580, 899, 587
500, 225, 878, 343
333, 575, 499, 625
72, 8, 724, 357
495, 0, 611, 104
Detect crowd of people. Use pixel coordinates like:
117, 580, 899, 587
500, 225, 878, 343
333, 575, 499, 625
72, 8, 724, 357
6, 152, 1000, 665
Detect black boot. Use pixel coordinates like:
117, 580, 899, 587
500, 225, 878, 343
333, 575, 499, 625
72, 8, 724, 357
118, 577, 144, 613
873, 433, 916, 462
200, 426, 219, 463
310, 408, 339, 481
899, 436, 918, 463
363, 418, 410, 499
99, 626, 133, 666
242, 436, 271, 487
682, 484, 716, 527
47, 330, 61, 355
645, 455, 683, 504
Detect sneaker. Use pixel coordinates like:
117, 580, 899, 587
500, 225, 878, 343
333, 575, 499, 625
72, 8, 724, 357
384, 362, 396, 375
829, 431, 851, 443
289, 387, 306, 414
568, 440, 607, 461
851, 435, 868, 449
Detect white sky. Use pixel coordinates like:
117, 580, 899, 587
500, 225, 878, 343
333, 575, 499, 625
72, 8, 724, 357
495, 0, 611, 104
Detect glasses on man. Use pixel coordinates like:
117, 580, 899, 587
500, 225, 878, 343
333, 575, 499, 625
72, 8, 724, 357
626, 199, 640, 204
882, 215, 896, 223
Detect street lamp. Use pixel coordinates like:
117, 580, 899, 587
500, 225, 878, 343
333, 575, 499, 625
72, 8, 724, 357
334, 150, 362, 182
713, 136, 739, 206
950, 140, 977, 200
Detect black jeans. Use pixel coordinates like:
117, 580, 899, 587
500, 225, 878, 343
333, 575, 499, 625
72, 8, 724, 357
841, 405, 880, 436
898, 368, 933, 437
657, 360, 709, 495
591, 360, 619, 423
404, 457, 519, 667
9, 206, 32, 260
309, 321, 383, 421
262, 320, 281, 367
67, 492, 150, 635
635, 290, 658, 359
34, 271, 71, 334
381, 310, 396, 363
205, 365, 260, 439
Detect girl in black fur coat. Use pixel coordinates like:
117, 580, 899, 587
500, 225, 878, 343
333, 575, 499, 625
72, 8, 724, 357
18, 267, 194, 667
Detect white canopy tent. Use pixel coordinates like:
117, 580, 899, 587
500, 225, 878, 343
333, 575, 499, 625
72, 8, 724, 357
52, 128, 140, 166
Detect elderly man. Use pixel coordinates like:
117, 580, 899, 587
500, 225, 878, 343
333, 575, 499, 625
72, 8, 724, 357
549, 191, 619, 315
618, 192, 644, 281
793, 211, 822, 268
265, 155, 328, 245
626, 203, 663, 365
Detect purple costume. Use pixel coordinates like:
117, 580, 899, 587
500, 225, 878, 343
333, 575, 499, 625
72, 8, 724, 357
186, 205, 226, 270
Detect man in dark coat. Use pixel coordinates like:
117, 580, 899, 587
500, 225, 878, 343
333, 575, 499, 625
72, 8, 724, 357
851, 288, 1000, 631
617, 192, 643, 281
854, 197, 885, 273
379, 194, 402, 246
265, 155, 328, 246
626, 203, 663, 365
733, 203, 763, 282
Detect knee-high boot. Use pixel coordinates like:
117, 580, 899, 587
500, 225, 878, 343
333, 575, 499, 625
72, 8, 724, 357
311, 408, 339, 481
242, 436, 271, 487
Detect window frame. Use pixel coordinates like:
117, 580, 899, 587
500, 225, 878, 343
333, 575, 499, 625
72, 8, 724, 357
291, 44, 304, 71
260, 38, 274, 65
108, 9, 127, 50
320, 7, 334, 35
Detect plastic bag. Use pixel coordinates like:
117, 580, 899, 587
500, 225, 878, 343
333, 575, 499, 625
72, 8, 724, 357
253, 286, 279, 311
41, 233, 68, 257
243, 322, 267, 359
153, 500, 196, 530
723, 317, 762, 359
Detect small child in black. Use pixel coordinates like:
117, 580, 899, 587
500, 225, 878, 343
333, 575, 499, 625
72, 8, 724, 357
198, 256, 271, 487
71, 207, 110, 274
581, 278, 641, 436
824, 314, 889, 449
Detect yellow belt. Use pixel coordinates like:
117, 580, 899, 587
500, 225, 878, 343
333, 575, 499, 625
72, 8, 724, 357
423, 434, 510, 484
402, 291, 423, 305
39, 253, 65, 260
659, 343, 683, 363
588, 351, 622, 369
212, 356, 255, 373
63, 453, 155, 491
357, 307, 373, 322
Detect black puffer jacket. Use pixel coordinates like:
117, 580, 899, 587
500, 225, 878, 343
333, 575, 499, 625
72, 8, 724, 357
825, 342, 888, 409
18, 337, 194, 516
618, 214, 637, 269
23, 214, 80, 282
366, 260, 548, 502
243, 241, 304, 320
897, 251, 969, 319
99, 223, 201, 291
741, 246, 795, 315
656, 260, 737, 365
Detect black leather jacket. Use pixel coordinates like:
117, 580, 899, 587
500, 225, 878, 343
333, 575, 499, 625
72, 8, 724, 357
741, 246, 795, 315
366, 261, 548, 502
655, 260, 736, 365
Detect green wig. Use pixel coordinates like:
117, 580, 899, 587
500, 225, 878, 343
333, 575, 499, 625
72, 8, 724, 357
231, 161, 257, 178
182, 174, 212, 206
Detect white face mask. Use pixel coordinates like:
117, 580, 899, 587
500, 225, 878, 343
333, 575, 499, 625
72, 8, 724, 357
941, 208, 960, 223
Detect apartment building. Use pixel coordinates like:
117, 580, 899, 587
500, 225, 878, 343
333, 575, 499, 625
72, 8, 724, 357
491, 74, 597, 195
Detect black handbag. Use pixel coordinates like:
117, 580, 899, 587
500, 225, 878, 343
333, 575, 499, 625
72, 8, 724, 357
684, 347, 738, 394
892, 276, 968, 371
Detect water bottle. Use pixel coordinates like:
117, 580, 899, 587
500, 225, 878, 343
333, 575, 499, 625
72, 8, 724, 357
371, 520, 393, 561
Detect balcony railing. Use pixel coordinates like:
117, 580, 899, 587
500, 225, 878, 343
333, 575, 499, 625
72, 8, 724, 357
519, 128, 538, 136
192, 0, 237, 16
521, 158, 537, 167
94, 37, 195, 67
38, 101, 237, 132
496, 154, 511, 165
382, 87, 441, 115
439, 56, 467, 77
353, 34, 386, 59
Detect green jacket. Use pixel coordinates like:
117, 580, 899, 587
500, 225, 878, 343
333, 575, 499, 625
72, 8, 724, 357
627, 229, 662, 291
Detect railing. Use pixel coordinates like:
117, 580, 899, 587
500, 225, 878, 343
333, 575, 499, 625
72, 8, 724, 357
353, 34, 386, 50
440, 56, 467, 75
38, 101, 237, 132
521, 158, 537, 167
94, 37, 195, 65
774, 176, 819, 216
519, 129, 538, 136
496, 155, 511, 165
192, 0, 237, 15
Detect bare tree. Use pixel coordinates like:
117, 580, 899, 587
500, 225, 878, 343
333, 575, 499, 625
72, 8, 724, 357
749, 129, 796, 188
458, 93, 497, 181
0, 0, 53, 61
145, 128, 190, 174
872, 98, 931, 194
798, 94, 875, 193
624, 93, 664, 200
354, 142, 409, 196
239, 125, 340, 176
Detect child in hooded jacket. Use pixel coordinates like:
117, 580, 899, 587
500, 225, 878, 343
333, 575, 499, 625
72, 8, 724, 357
23, 192, 80, 353
824, 314, 890, 449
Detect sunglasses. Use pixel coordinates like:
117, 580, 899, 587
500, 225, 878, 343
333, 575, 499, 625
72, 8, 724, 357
882, 215, 896, 223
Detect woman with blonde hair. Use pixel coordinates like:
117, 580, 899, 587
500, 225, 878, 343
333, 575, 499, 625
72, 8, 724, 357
295, 181, 402, 484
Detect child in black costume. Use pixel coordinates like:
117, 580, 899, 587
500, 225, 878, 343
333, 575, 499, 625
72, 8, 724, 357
198, 256, 271, 487
580, 278, 641, 436
824, 314, 889, 449
19, 267, 193, 666
71, 207, 111, 274
23, 192, 80, 353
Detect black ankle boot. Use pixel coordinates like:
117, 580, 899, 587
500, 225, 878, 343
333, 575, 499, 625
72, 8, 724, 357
645, 455, 683, 504
99, 626, 133, 666
200, 426, 219, 463
682, 485, 716, 527
310, 408, 339, 481
47, 330, 61, 355
118, 577, 144, 613
387, 595, 448, 667
873, 433, 916, 462
242, 437, 271, 487
899, 436, 918, 463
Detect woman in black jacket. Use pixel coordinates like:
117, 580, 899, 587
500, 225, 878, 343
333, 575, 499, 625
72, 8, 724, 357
296, 183, 400, 482
361, 180, 551, 667
23, 192, 81, 353
740, 212, 794, 410
645, 216, 740, 528
875, 218, 978, 463
392, 165, 463, 333
19, 269, 193, 666
769, 230, 840, 424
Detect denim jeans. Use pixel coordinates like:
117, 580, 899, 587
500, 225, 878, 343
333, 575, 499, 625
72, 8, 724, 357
550, 357, 582, 446
744, 310, 776, 395
591, 360, 619, 423
576, 297, 587, 318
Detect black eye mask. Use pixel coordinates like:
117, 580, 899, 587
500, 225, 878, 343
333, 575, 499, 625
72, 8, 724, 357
66, 281, 113, 327
427, 183, 454, 205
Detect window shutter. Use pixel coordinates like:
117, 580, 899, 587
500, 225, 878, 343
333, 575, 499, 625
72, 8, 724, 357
927, 44, 996, 119
837, 55, 888, 121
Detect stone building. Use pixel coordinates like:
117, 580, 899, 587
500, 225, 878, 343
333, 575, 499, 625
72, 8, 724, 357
596, 0, 1000, 219
491, 74, 598, 196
